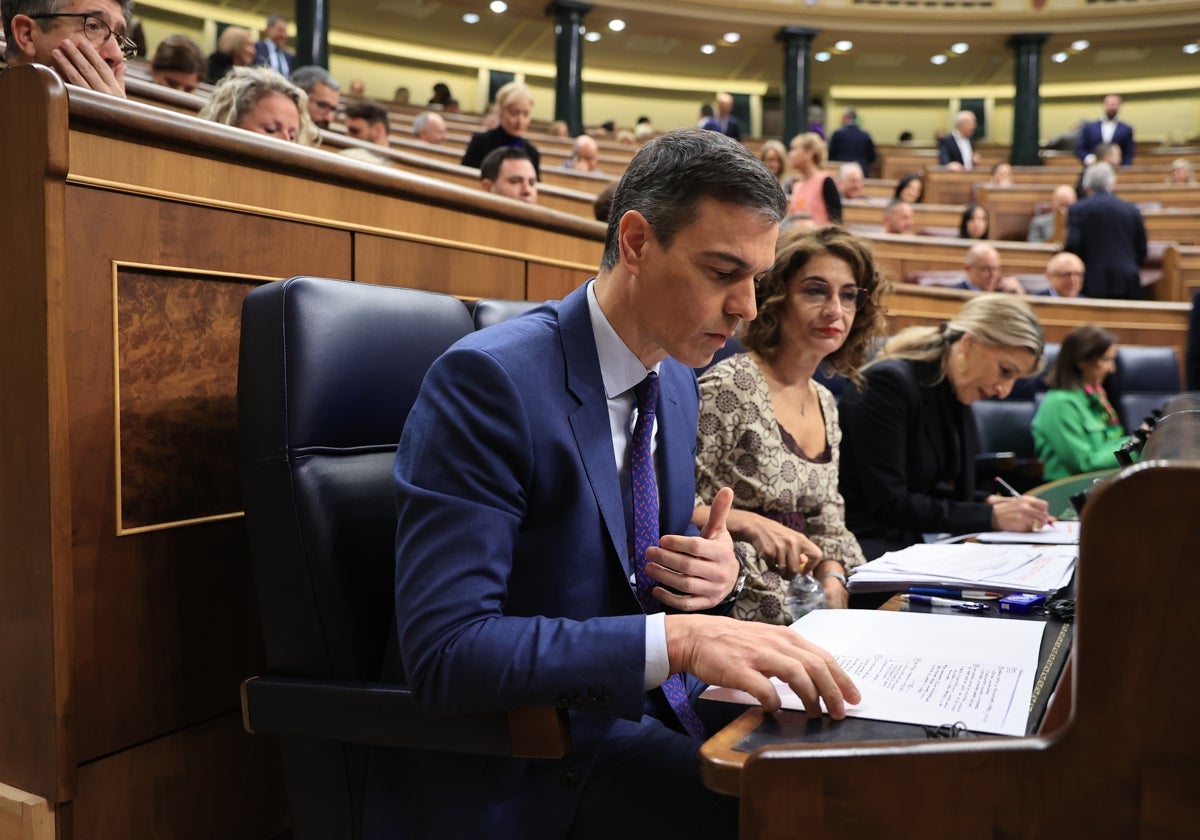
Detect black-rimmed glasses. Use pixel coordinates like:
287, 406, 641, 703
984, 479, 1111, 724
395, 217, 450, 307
794, 279, 870, 311
29, 12, 137, 60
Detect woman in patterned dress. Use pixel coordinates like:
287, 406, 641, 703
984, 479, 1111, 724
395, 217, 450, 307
694, 227, 890, 623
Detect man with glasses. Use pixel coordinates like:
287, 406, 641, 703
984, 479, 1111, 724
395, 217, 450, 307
2, 0, 133, 97
1041, 252, 1086, 298
289, 64, 339, 130
955, 242, 1024, 294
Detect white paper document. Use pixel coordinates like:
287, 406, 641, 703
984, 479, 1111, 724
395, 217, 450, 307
974, 520, 1081, 545
701, 609, 1045, 736
846, 543, 1076, 594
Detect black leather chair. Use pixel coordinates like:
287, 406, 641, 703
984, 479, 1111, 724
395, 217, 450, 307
1109, 345, 1179, 433
973, 398, 1044, 492
471, 297, 542, 330
237, 277, 568, 840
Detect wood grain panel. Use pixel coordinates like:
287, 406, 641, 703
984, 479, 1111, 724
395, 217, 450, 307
527, 262, 593, 301
72, 712, 288, 840
0, 783, 53, 840
64, 188, 349, 766
354, 234, 525, 299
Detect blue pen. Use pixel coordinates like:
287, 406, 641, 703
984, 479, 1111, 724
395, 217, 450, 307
908, 586, 1003, 599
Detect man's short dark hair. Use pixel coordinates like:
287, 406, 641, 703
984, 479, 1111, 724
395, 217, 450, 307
480, 146, 532, 183
599, 128, 787, 271
266, 14, 287, 28
151, 34, 206, 76
2, 0, 133, 60
290, 65, 339, 93
344, 100, 389, 131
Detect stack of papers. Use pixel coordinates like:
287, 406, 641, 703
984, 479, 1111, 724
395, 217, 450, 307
973, 520, 1080, 545
701, 609, 1044, 736
847, 543, 1076, 595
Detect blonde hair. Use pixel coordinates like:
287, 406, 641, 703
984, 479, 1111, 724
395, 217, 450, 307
495, 81, 533, 111
200, 66, 321, 147
789, 132, 827, 167
758, 139, 788, 177
878, 293, 1045, 380
216, 25, 254, 57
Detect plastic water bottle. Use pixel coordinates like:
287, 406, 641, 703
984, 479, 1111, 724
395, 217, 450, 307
785, 573, 826, 621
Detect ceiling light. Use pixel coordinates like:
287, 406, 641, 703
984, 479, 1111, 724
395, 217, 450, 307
930, 54, 948, 65
950, 42, 969, 55
700, 44, 716, 55
608, 19, 625, 32
489, 1, 507, 13
1070, 39, 1090, 51
834, 40, 853, 51
462, 13, 479, 24
723, 32, 740, 44
1184, 43, 1200, 55
1051, 52, 1069, 63
585, 31, 601, 42
814, 51, 831, 62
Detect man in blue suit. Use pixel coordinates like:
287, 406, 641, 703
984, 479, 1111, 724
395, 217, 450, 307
1075, 94, 1135, 166
1065, 163, 1147, 300
364, 129, 859, 839
253, 14, 293, 76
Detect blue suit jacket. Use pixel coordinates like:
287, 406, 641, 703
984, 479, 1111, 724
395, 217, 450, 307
364, 284, 709, 837
253, 40, 294, 76
1075, 120, 1135, 165
1064, 191, 1147, 300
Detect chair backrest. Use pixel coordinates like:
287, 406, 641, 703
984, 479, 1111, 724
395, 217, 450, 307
973, 398, 1039, 458
237, 277, 475, 837
471, 297, 543, 331
1108, 345, 1180, 431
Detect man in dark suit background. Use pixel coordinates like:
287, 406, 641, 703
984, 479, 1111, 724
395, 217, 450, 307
827, 106, 877, 176
1065, 163, 1147, 299
701, 92, 741, 140
1075, 94, 1135, 166
937, 110, 980, 170
363, 129, 858, 839
253, 14, 293, 77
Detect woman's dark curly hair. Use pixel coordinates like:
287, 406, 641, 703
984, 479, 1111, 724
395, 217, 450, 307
741, 225, 891, 386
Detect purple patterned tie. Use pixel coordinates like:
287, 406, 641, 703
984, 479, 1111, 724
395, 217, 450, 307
631, 373, 706, 739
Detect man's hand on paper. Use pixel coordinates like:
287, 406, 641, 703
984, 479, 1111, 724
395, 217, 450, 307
664, 613, 860, 717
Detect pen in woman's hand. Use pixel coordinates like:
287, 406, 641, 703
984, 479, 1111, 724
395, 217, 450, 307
993, 475, 1022, 498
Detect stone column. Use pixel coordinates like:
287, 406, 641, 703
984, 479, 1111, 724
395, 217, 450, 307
1009, 33, 1049, 166
294, 0, 330, 68
547, 1, 592, 136
778, 27, 820, 143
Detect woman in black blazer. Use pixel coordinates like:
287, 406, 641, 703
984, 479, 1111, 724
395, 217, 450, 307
838, 294, 1050, 559
460, 81, 541, 177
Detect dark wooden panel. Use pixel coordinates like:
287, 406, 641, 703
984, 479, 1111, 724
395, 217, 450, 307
65, 187, 351, 765
354, 233, 525, 299
72, 712, 288, 840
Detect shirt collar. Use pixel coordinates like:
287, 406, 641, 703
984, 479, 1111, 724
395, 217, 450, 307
586, 280, 659, 399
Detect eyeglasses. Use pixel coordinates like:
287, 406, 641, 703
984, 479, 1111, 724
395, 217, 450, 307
310, 98, 340, 114
971, 264, 1003, 275
29, 12, 137, 60
794, 280, 870, 311
1050, 270, 1084, 278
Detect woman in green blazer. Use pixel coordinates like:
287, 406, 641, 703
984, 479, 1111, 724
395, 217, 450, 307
1032, 326, 1130, 480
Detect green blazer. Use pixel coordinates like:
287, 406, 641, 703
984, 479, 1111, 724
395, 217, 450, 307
1031, 389, 1129, 481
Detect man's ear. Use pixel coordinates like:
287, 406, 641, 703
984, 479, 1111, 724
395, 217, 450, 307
10, 14, 42, 59
480, 179, 494, 193
618, 209, 651, 273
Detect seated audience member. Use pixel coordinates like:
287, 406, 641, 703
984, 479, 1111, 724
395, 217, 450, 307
348, 78, 365, 97
363, 128, 858, 838
290, 65, 340, 130
634, 120, 655, 144
461, 81, 541, 176
616, 129, 637, 145
592, 181, 617, 222
393, 86, 411, 105
427, 81, 451, 108
898, 130, 914, 142
206, 25, 255, 84
1167, 158, 1196, 185
1065, 162, 1147, 300
838, 294, 1050, 559
1075, 142, 1121, 198
758, 140, 789, 185
956, 243, 1023, 294
478, 146, 537, 204
1027, 184, 1076, 243
959, 202, 990, 239
549, 119, 570, 139
787, 132, 841, 224
150, 34, 206, 93
2, 0, 134, 97
694, 227, 890, 622
412, 111, 447, 145
697, 103, 714, 128
1041, 252, 1085, 297
893, 173, 924, 204
199, 66, 319, 146
253, 14, 293, 76
987, 162, 1014, 188
838, 162, 866, 200
343, 101, 389, 147
442, 98, 461, 114
881, 199, 914, 235
561, 134, 600, 171
1032, 325, 1132, 480
596, 119, 617, 139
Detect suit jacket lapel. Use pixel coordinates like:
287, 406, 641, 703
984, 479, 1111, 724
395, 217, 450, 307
559, 287, 633, 577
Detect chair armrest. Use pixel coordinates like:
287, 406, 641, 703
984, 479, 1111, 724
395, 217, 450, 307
241, 676, 570, 759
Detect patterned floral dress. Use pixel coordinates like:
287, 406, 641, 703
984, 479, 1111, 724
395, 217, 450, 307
695, 353, 865, 624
